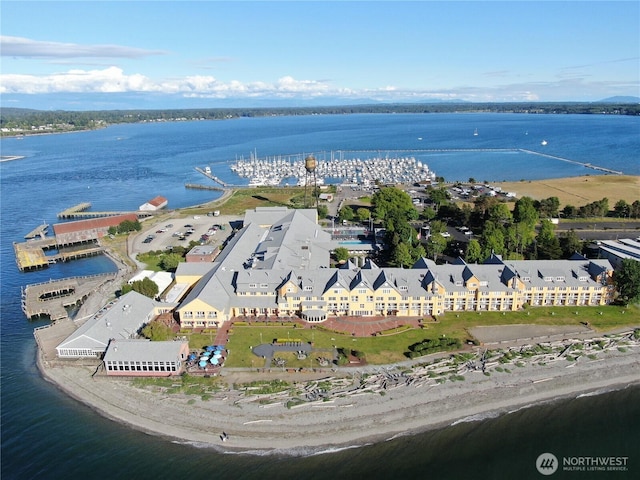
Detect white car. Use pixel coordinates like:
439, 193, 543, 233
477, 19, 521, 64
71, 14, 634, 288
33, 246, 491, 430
441, 231, 451, 238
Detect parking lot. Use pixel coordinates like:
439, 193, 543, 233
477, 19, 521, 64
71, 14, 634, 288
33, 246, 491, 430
131, 213, 241, 257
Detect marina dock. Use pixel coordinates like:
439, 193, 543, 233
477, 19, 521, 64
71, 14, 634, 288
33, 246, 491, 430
22, 273, 117, 321
195, 167, 229, 187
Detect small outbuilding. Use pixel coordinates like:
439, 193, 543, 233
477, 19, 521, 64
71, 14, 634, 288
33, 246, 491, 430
139, 195, 168, 211
186, 245, 218, 263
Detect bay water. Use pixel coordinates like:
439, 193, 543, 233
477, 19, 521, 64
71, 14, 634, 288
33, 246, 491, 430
1, 113, 639, 479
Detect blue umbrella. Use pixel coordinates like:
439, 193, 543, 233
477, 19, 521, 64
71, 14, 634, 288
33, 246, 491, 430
214, 350, 221, 355
210, 358, 219, 365
199, 360, 207, 368
188, 354, 197, 361
205, 346, 215, 352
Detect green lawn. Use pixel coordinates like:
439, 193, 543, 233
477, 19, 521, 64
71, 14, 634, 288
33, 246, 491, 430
223, 305, 639, 367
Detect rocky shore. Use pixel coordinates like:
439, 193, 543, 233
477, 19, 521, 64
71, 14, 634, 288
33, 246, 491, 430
38, 330, 640, 454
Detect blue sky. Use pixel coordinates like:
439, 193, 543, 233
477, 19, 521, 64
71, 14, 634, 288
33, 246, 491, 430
1, 1, 639, 110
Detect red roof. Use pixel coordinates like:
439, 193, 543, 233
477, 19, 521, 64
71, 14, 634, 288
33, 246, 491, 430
53, 213, 138, 235
148, 196, 168, 207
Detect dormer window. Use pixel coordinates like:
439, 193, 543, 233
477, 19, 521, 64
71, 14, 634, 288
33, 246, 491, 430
399, 285, 408, 291
249, 283, 257, 288
303, 286, 313, 291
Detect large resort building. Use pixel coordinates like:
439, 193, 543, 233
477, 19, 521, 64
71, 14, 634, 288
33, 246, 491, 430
175, 207, 615, 329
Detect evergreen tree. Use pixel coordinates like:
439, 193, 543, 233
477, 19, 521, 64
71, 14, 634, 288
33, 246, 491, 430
614, 259, 640, 305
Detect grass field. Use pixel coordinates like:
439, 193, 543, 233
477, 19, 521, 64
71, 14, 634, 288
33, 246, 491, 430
221, 304, 639, 367
179, 188, 306, 217
495, 175, 639, 207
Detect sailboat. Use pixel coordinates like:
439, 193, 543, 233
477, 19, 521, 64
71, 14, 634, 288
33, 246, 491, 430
473, 128, 478, 136
541, 140, 548, 146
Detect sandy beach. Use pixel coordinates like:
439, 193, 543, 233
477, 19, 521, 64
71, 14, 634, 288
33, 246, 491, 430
38, 332, 640, 455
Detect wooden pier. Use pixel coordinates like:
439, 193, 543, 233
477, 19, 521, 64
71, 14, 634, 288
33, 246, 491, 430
22, 273, 117, 321
57, 202, 92, 218
24, 223, 49, 239
14, 239, 104, 272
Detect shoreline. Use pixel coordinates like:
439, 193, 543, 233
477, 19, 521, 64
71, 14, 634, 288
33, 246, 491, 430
37, 333, 640, 455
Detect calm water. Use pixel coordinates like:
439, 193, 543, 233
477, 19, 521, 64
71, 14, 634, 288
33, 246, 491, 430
1, 113, 639, 479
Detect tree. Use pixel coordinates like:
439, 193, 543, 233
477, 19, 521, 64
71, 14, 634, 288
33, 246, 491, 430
356, 207, 371, 222
426, 187, 449, 211
535, 219, 562, 259
513, 196, 539, 227
614, 259, 640, 305
465, 239, 483, 263
488, 202, 513, 224
124, 277, 159, 299
160, 253, 183, 271
372, 187, 417, 220
535, 196, 560, 218
559, 229, 583, 258
562, 204, 578, 219
480, 221, 506, 259
317, 204, 328, 219
391, 243, 413, 268
334, 247, 350, 263
613, 200, 630, 218
141, 320, 173, 341
338, 205, 354, 222
426, 233, 447, 261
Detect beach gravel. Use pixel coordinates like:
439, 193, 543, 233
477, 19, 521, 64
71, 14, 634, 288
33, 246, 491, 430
39, 344, 640, 453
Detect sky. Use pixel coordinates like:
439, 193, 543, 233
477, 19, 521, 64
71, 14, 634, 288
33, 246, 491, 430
1, 1, 639, 110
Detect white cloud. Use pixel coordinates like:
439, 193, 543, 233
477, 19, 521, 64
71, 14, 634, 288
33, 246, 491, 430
1, 66, 636, 102
0, 67, 158, 94
1, 35, 167, 58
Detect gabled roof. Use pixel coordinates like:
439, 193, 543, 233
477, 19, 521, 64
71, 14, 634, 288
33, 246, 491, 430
148, 196, 167, 207
362, 258, 380, 269
350, 270, 373, 290
53, 213, 138, 235
484, 253, 505, 265
373, 270, 396, 291
324, 270, 350, 293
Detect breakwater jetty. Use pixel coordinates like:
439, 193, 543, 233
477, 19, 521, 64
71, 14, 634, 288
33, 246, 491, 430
519, 149, 623, 175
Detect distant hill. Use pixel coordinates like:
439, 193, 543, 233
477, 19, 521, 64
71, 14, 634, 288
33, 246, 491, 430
595, 96, 640, 104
